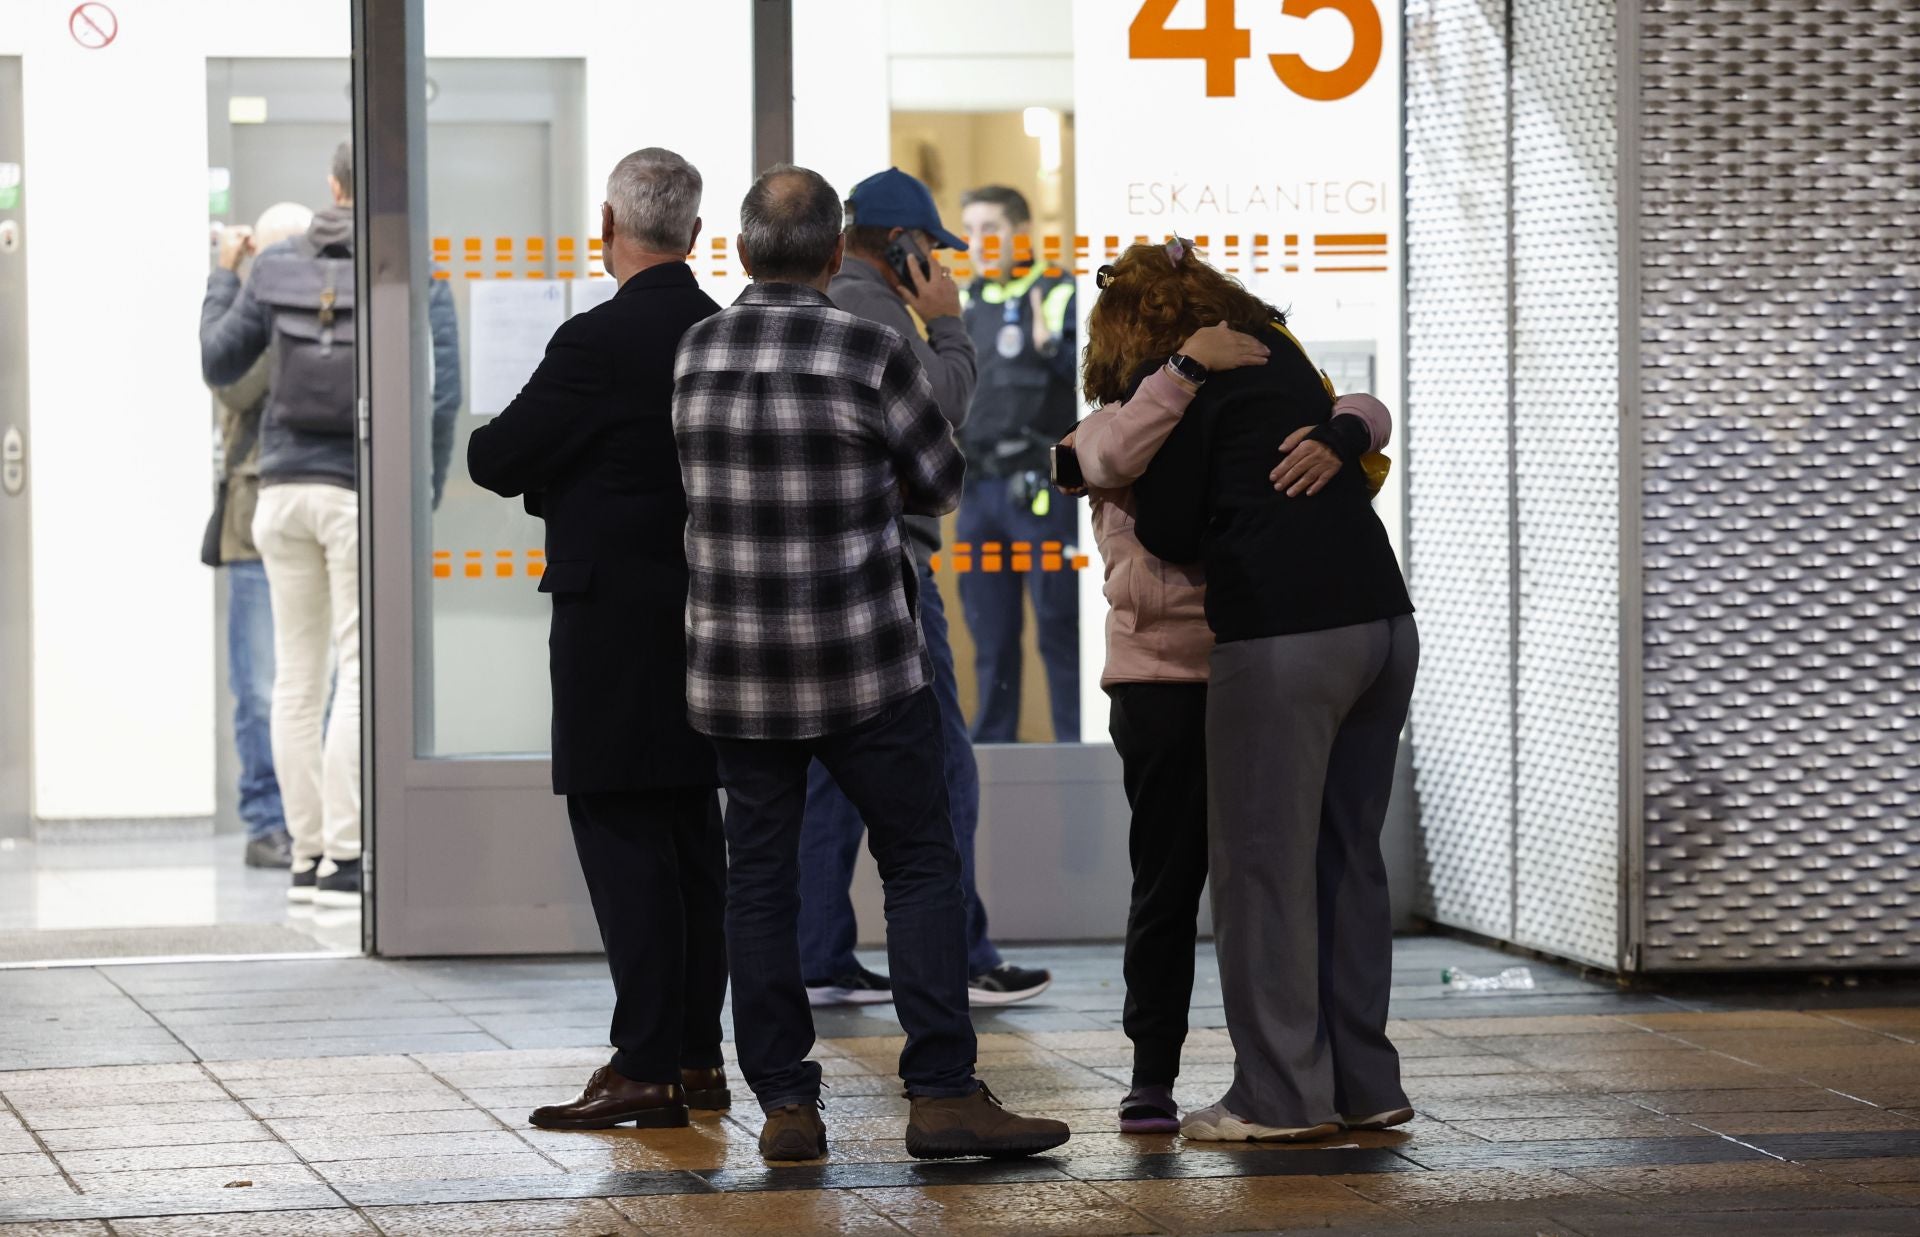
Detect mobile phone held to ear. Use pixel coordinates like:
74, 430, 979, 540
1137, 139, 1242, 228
1050, 443, 1085, 491
886, 237, 931, 293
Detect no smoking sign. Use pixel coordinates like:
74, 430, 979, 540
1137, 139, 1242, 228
69, 3, 118, 50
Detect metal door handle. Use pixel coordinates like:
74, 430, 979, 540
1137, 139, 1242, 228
2, 426, 23, 497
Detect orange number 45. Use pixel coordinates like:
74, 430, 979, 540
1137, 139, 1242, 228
1129, 0, 1383, 101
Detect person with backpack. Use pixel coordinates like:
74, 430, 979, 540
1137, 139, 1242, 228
198, 140, 458, 908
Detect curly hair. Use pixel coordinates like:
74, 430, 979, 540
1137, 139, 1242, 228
1082, 241, 1284, 406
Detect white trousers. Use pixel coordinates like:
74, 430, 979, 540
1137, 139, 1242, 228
252, 483, 361, 864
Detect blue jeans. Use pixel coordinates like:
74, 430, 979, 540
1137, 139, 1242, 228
227, 560, 286, 840
955, 475, 1081, 742
798, 564, 1001, 979
713, 688, 978, 1112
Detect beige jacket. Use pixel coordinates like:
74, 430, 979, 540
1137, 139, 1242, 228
1078, 368, 1390, 687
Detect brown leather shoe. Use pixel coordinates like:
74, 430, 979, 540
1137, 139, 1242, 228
681, 1066, 732, 1110
905, 1083, 1071, 1160
758, 1101, 827, 1161
528, 1065, 689, 1130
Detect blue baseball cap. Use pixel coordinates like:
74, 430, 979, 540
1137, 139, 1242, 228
846, 168, 968, 251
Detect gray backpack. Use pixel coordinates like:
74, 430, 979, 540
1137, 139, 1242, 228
250, 235, 356, 437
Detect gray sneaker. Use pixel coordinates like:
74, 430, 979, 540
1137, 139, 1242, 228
245, 833, 293, 869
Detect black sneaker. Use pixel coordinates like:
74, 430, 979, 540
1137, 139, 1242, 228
805, 963, 894, 1007
245, 832, 293, 869
969, 963, 1052, 1007
288, 860, 320, 904
314, 857, 363, 908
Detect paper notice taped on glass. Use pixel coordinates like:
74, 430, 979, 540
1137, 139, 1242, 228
570, 277, 618, 316
469, 281, 566, 415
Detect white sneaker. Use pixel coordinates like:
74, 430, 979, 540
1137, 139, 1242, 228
1180, 1102, 1340, 1143
1343, 1107, 1414, 1130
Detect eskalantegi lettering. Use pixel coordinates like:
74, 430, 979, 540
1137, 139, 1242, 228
1126, 181, 1385, 217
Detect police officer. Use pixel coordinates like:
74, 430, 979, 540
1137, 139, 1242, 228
956, 185, 1080, 744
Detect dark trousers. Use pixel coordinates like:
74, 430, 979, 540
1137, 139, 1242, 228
1109, 681, 1211, 1086
566, 787, 728, 1085
713, 688, 978, 1112
798, 563, 1001, 981
955, 475, 1081, 742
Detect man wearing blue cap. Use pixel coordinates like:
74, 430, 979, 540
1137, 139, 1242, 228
797, 168, 1054, 1010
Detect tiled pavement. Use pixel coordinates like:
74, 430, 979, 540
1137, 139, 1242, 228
3, 939, 1920, 1234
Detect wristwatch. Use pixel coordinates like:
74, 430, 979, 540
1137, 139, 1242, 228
1166, 352, 1210, 386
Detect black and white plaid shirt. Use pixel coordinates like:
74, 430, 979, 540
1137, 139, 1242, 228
672, 282, 966, 741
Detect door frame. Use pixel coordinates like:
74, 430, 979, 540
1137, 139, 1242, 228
0, 55, 30, 841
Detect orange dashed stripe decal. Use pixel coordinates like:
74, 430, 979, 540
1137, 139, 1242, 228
424, 233, 1389, 283
433, 547, 1090, 580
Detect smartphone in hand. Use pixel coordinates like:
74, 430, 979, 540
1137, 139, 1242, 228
1050, 443, 1085, 490
885, 237, 931, 293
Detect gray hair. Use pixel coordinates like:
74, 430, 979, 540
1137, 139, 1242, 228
330, 141, 352, 194
738, 165, 842, 282
605, 148, 703, 253
253, 201, 314, 250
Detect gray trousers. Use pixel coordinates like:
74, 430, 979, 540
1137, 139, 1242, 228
1207, 615, 1418, 1127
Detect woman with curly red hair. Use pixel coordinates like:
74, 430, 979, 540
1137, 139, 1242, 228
1079, 239, 1414, 1143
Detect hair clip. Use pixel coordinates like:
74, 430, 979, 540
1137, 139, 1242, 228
1165, 236, 1191, 265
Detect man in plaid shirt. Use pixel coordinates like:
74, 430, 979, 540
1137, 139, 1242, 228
672, 165, 1069, 1165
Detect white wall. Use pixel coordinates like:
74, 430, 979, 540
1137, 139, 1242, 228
22, 0, 221, 820
13, 0, 754, 821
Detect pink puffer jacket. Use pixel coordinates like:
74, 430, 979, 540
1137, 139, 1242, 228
1077, 368, 1391, 687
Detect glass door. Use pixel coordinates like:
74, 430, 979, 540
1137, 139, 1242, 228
359, 0, 757, 955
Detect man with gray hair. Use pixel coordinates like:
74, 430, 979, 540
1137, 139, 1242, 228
470, 146, 729, 1132
673, 164, 1070, 1163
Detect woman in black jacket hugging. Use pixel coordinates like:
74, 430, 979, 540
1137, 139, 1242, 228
1100, 239, 1417, 1143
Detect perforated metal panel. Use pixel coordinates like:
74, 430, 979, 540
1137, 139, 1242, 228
1405, 0, 1515, 942
1634, 0, 1920, 969
1511, 1, 1621, 968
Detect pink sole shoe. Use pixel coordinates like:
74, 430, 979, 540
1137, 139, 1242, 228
1119, 1084, 1181, 1135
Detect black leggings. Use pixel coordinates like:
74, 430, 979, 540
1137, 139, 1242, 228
1109, 681, 1210, 1086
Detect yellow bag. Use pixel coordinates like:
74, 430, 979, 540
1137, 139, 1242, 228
1360, 453, 1392, 498
1272, 320, 1391, 500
